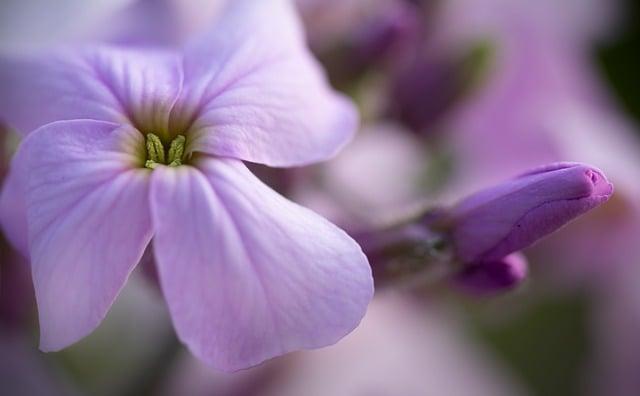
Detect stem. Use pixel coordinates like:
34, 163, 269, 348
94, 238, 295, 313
122, 334, 182, 396
355, 220, 457, 290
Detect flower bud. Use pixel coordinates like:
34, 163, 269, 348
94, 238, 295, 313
444, 162, 614, 263
348, 1, 419, 72
388, 55, 461, 133
311, 0, 420, 87
452, 253, 528, 296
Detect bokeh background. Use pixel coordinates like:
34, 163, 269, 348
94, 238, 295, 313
1, 0, 639, 395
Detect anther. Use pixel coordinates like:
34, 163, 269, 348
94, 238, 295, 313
145, 133, 187, 169
167, 135, 186, 167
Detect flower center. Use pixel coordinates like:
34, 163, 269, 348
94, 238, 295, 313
145, 133, 187, 169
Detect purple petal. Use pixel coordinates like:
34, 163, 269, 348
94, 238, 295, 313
447, 162, 614, 262
149, 158, 373, 371
172, 0, 358, 167
0, 47, 182, 135
16, 120, 153, 351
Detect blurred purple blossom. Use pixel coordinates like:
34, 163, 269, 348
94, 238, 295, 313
292, 123, 429, 229
0, 0, 373, 371
387, 53, 463, 134
260, 294, 527, 396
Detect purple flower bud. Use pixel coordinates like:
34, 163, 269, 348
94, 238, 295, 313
444, 162, 614, 263
389, 55, 461, 133
348, 1, 419, 72
314, 0, 420, 87
452, 253, 528, 296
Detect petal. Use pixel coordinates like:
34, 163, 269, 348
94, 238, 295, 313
150, 158, 373, 371
0, 47, 182, 135
448, 163, 613, 262
18, 120, 153, 351
172, 0, 358, 167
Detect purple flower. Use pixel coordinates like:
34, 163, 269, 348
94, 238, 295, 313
444, 162, 614, 263
0, 0, 373, 371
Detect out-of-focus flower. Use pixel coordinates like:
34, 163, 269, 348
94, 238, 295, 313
293, 122, 430, 229
101, 0, 225, 48
0, 0, 227, 52
437, 0, 621, 50
452, 253, 528, 296
262, 294, 526, 396
0, 0, 134, 53
345, 1, 418, 70
442, 163, 613, 264
0, 0, 373, 372
295, 0, 396, 52
310, 0, 421, 86
387, 52, 464, 134
158, 347, 283, 396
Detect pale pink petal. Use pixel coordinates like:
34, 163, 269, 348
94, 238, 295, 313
172, 0, 358, 167
149, 158, 373, 371
19, 120, 153, 351
0, 47, 182, 135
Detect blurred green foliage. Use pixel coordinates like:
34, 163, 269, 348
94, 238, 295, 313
469, 294, 591, 396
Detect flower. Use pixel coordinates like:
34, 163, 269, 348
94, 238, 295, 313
443, 163, 613, 264
0, 0, 373, 372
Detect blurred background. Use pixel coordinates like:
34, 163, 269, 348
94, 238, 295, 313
1, 0, 639, 395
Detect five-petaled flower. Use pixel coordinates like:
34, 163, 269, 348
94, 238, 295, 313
0, 0, 373, 371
